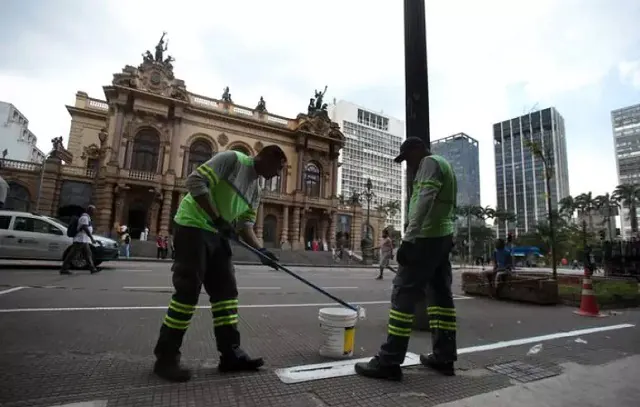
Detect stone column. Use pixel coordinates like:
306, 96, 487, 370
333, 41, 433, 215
149, 198, 161, 238
280, 205, 289, 247
319, 216, 329, 243
168, 119, 182, 173
125, 139, 134, 169
332, 159, 339, 197
291, 207, 301, 249
95, 183, 114, 235
113, 189, 127, 232
156, 144, 167, 174
181, 148, 190, 178
329, 212, 337, 248
299, 212, 308, 246
296, 149, 304, 190
159, 189, 173, 235
108, 106, 125, 165
255, 203, 264, 245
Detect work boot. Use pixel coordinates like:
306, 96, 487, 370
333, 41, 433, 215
354, 357, 402, 381
420, 353, 455, 376
218, 354, 264, 373
153, 356, 191, 382
375, 274, 383, 280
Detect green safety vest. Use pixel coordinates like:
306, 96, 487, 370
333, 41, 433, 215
174, 151, 261, 232
408, 154, 457, 238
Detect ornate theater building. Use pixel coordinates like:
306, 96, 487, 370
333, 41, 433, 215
0, 37, 384, 251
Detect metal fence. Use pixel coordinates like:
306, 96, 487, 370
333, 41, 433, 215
600, 240, 640, 279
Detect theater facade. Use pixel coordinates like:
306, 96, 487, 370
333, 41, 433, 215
0, 37, 383, 250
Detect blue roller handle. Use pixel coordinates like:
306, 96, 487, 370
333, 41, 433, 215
233, 238, 358, 312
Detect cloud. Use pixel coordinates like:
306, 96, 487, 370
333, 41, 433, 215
1, 0, 639, 208
618, 60, 640, 88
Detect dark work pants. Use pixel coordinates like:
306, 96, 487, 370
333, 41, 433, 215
154, 225, 244, 361
377, 235, 457, 365
61, 242, 97, 272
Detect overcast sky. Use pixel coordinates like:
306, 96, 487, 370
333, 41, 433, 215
1, 0, 640, 208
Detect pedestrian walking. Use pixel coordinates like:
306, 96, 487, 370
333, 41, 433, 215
156, 235, 164, 259
121, 228, 131, 258
376, 229, 394, 280
60, 205, 100, 275
152, 146, 286, 382
356, 137, 458, 381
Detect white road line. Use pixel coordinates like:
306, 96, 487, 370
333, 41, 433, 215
0, 297, 471, 313
48, 400, 108, 407
122, 286, 283, 290
322, 287, 359, 290
457, 323, 636, 354
275, 323, 636, 384
0, 287, 25, 296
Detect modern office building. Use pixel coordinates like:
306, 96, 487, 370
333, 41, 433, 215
493, 107, 570, 237
0, 101, 45, 163
431, 133, 481, 208
328, 100, 405, 231
612, 102, 640, 238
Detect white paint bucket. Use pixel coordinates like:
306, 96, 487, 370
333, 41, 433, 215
318, 307, 358, 358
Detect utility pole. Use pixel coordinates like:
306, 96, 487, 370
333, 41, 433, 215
404, 0, 431, 331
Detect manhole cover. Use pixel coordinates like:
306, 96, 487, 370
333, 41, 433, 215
486, 361, 559, 383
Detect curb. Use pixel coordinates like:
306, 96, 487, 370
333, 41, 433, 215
115, 257, 385, 268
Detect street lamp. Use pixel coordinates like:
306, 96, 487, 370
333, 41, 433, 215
87, 128, 108, 204
360, 178, 376, 264
404, 0, 432, 332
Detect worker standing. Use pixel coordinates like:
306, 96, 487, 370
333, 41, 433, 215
356, 137, 458, 381
153, 146, 286, 382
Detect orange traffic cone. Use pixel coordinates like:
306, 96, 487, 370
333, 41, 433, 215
573, 269, 606, 317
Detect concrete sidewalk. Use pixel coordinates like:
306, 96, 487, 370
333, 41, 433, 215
435, 355, 640, 407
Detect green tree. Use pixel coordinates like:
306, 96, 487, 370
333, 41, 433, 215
612, 183, 640, 235
524, 139, 558, 279
456, 205, 483, 263
559, 196, 576, 220
594, 193, 619, 240
575, 192, 597, 231
385, 200, 401, 222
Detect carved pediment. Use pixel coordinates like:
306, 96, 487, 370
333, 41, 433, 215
111, 32, 189, 102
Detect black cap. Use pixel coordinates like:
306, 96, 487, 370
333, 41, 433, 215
394, 137, 427, 163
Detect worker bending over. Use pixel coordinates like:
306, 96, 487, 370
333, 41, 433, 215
153, 146, 286, 382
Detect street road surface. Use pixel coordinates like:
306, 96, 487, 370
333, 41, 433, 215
0, 260, 638, 407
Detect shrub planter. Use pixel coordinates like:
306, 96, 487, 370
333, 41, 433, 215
461, 271, 559, 305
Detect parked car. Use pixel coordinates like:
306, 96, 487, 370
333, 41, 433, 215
0, 210, 119, 268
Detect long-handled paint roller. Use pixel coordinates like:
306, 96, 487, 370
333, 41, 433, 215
234, 238, 367, 319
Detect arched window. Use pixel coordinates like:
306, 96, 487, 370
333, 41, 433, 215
131, 129, 160, 172
229, 145, 251, 156
303, 162, 321, 197
188, 140, 213, 174
262, 170, 282, 193
5, 182, 31, 211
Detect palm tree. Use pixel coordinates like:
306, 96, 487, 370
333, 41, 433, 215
375, 203, 389, 221
575, 192, 597, 231
478, 206, 496, 259
558, 196, 576, 220
479, 206, 496, 222
456, 205, 483, 263
385, 200, 401, 223
612, 183, 640, 236
523, 139, 557, 279
594, 193, 619, 240
494, 209, 516, 234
